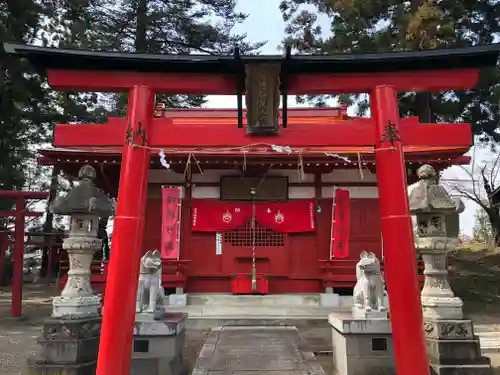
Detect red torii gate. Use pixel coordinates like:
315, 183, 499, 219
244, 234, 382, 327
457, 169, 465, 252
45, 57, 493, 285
0, 190, 48, 317
5, 42, 500, 375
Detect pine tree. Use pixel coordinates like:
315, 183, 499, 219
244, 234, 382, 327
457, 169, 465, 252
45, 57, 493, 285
280, 0, 500, 140
0, 0, 51, 205
95, 0, 265, 114
37, 0, 113, 275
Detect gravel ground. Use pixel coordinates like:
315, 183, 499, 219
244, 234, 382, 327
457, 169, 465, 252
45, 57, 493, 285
1, 286, 500, 375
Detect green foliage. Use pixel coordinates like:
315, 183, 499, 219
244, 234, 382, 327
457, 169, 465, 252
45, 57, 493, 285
280, 0, 500, 140
0, 0, 53, 213
473, 206, 494, 244
93, 0, 266, 114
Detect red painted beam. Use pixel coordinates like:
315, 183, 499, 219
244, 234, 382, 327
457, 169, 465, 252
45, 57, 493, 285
47, 69, 237, 94
53, 118, 472, 148
0, 211, 44, 217
288, 69, 480, 94
0, 190, 48, 199
46, 68, 480, 93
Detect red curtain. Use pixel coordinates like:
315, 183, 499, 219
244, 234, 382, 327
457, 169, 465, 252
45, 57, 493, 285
191, 200, 252, 232
191, 199, 316, 233
254, 200, 315, 232
331, 189, 350, 258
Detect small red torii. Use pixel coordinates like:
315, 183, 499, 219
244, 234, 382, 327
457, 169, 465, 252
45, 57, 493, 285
0, 190, 48, 317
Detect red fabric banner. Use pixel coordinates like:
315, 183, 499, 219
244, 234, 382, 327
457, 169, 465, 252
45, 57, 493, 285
332, 189, 350, 258
191, 200, 252, 232
191, 199, 316, 233
161, 186, 182, 259
255, 200, 315, 232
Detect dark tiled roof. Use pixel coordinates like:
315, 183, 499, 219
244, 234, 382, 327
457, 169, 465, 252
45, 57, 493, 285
4, 43, 500, 74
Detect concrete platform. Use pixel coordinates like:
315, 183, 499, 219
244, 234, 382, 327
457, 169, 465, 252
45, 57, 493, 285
163, 293, 500, 351
192, 326, 326, 375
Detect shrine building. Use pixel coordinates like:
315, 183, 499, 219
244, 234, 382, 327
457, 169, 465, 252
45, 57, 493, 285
38, 106, 470, 294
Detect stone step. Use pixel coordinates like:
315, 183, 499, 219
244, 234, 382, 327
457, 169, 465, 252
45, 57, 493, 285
168, 293, 387, 310
164, 293, 500, 351
167, 304, 336, 318
185, 293, 322, 306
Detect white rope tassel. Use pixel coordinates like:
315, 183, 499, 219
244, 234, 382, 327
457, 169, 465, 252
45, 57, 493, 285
183, 153, 192, 179
298, 154, 305, 181
357, 152, 364, 180
191, 153, 203, 175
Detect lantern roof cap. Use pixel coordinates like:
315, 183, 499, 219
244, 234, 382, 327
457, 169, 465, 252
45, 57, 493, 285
409, 165, 464, 214
50, 165, 114, 217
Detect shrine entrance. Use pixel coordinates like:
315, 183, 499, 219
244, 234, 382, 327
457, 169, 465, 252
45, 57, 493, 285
219, 175, 290, 279
221, 221, 288, 276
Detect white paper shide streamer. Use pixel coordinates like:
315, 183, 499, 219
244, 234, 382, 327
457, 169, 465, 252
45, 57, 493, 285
159, 151, 171, 170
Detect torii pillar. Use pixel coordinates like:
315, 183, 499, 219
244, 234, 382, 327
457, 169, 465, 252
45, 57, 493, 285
96, 86, 155, 375
372, 86, 429, 375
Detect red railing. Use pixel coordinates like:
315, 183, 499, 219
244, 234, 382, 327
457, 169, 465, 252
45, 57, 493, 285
57, 259, 191, 291
318, 259, 425, 288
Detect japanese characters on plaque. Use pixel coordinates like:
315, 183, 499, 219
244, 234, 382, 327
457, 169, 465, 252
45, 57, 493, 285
161, 186, 182, 259
331, 189, 350, 259
215, 233, 223, 255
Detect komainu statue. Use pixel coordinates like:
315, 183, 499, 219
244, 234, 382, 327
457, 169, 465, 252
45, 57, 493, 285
136, 250, 165, 317
353, 251, 387, 316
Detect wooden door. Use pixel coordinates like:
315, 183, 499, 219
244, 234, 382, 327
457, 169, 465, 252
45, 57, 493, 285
221, 221, 289, 276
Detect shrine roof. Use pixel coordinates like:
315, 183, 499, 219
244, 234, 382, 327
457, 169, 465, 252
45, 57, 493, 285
5, 43, 500, 74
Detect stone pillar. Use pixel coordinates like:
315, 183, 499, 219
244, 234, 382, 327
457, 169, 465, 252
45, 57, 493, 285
409, 164, 491, 375
52, 214, 103, 317
26, 165, 114, 375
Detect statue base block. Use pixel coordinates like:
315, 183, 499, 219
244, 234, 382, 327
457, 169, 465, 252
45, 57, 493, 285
352, 307, 388, 320
131, 312, 189, 375
25, 316, 101, 375
329, 312, 396, 375
424, 318, 492, 375
52, 295, 101, 318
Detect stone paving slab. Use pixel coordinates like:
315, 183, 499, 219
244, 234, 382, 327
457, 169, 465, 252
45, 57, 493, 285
192, 326, 326, 375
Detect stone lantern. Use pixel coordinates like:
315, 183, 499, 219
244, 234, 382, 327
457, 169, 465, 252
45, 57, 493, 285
409, 164, 491, 374
27, 165, 114, 375
409, 164, 464, 319
50, 165, 114, 318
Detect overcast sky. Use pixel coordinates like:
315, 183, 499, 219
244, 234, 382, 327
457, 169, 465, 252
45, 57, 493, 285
204, 0, 490, 236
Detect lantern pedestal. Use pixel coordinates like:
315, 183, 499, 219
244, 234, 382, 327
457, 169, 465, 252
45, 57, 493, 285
418, 239, 464, 320
53, 233, 103, 318
26, 316, 101, 375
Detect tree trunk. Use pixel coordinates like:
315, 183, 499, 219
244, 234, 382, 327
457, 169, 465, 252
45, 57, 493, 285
135, 0, 148, 52
415, 92, 433, 122
40, 165, 60, 278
